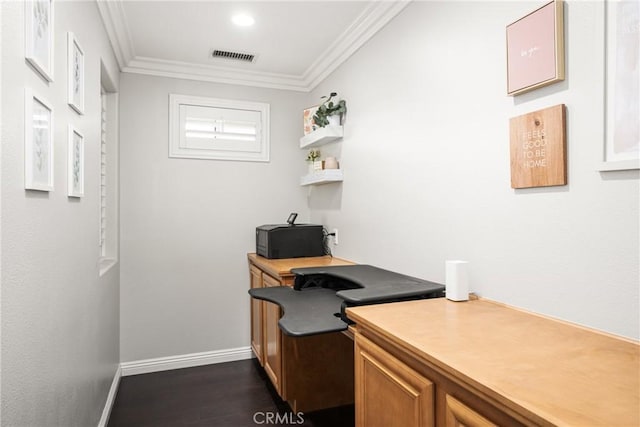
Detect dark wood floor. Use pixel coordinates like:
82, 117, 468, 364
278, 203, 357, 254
107, 359, 354, 427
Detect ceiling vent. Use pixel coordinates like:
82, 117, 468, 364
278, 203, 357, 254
211, 49, 256, 63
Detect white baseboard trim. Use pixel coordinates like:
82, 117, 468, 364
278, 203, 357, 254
97, 365, 121, 427
120, 346, 254, 377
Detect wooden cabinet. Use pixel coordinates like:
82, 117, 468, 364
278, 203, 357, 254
248, 264, 290, 397
247, 253, 355, 412
348, 298, 640, 427
249, 265, 263, 366
355, 334, 434, 427
262, 273, 282, 395
352, 316, 522, 427
444, 395, 496, 427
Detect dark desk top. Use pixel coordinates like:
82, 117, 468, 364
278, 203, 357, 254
249, 287, 347, 337
292, 264, 444, 304
249, 264, 444, 337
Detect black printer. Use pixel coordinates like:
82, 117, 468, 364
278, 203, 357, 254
256, 223, 324, 259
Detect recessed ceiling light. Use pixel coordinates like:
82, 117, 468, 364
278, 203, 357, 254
232, 14, 255, 27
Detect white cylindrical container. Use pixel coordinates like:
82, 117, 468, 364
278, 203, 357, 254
445, 260, 469, 301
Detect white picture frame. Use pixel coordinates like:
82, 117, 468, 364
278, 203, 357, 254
25, 0, 54, 82
67, 32, 85, 114
25, 88, 54, 191
68, 125, 84, 197
599, 0, 639, 171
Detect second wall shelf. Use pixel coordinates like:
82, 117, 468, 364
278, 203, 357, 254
300, 169, 343, 186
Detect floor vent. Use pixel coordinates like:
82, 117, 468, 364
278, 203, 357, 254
212, 49, 255, 63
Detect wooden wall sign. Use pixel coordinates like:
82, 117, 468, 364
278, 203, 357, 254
509, 104, 566, 188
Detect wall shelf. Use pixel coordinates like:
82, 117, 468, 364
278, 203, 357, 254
300, 169, 343, 186
299, 125, 343, 149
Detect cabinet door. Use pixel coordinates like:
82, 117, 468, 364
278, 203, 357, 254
249, 265, 264, 366
262, 273, 283, 395
355, 334, 434, 427
444, 395, 497, 427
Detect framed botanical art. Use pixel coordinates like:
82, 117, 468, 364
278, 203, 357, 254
68, 125, 84, 197
25, 88, 54, 191
600, 0, 639, 171
25, 0, 54, 82
67, 32, 85, 114
506, 0, 564, 96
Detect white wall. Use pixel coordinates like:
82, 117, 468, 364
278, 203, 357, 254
119, 73, 309, 362
0, 3, 4, 425
309, 0, 639, 339
1, 2, 120, 426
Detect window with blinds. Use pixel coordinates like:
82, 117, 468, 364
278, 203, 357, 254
169, 94, 270, 162
100, 86, 107, 257
99, 64, 118, 276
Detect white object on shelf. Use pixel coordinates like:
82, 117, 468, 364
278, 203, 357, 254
324, 157, 338, 169
300, 169, 343, 186
445, 260, 469, 301
299, 125, 343, 149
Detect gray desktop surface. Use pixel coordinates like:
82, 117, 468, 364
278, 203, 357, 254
249, 286, 347, 337
291, 264, 444, 304
249, 264, 444, 337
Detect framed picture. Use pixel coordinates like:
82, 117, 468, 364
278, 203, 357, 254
506, 0, 564, 96
68, 125, 84, 197
303, 105, 319, 135
67, 32, 85, 114
509, 104, 566, 189
25, 0, 54, 82
25, 88, 54, 191
599, 0, 639, 171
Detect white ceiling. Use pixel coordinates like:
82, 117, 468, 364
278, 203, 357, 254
97, 0, 410, 91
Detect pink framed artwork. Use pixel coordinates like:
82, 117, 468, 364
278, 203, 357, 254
303, 105, 319, 135
506, 0, 564, 96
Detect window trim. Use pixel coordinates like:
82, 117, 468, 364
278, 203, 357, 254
169, 94, 270, 162
99, 61, 119, 277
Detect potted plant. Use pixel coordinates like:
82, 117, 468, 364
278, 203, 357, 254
312, 92, 347, 128
306, 149, 322, 173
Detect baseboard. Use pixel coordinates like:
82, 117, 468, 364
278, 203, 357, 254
120, 346, 254, 377
97, 365, 121, 427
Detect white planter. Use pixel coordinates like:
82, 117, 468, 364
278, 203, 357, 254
327, 114, 341, 127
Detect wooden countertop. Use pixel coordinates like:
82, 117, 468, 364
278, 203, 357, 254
247, 253, 354, 279
347, 298, 640, 426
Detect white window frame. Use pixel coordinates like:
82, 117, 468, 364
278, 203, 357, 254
99, 63, 119, 276
169, 94, 270, 162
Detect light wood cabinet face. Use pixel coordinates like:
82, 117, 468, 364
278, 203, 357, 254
355, 334, 434, 427
444, 394, 497, 427
262, 273, 282, 395
249, 266, 263, 366
248, 254, 356, 412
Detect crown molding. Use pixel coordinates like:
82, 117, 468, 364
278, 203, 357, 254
97, 0, 135, 69
124, 56, 310, 92
97, 0, 410, 92
303, 0, 412, 91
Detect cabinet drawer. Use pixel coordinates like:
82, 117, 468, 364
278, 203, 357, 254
355, 334, 434, 427
444, 394, 496, 427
